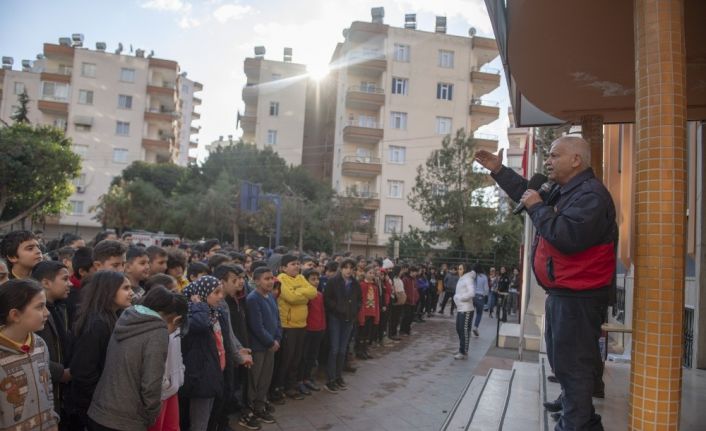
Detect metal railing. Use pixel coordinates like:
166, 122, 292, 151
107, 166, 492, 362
473, 132, 499, 140
612, 285, 626, 324
471, 98, 500, 107
42, 67, 72, 75
146, 107, 177, 115
342, 155, 381, 164
346, 119, 381, 129
472, 65, 501, 75
684, 307, 694, 368
348, 85, 385, 94
347, 190, 379, 199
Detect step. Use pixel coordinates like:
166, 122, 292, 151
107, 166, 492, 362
498, 322, 541, 351
500, 361, 541, 431
440, 374, 487, 431
468, 368, 515, 431
538, 355, 562, 431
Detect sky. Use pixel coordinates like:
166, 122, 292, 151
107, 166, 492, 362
0, 0, 509, 161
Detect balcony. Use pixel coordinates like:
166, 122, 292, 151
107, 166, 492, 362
470, 66, 501, 97
144, 108, 176, 123
341, 155, 382, 178
190, 125, 200, 135
347, 21, 388, 43
38, 100, 69, 115
242, 85, 258, 105
40, 69, 72, 84
148, 58, 178, 70
239, 111, 256, 134
473, 132, 500, 153
244, 58, 261, 82
193, 81, 203, 92
472, 36, 499, 66
342, 121, 383, 144
191, 111, 201, 120
348, 191, 381, 210
193, 96, 202, 105
188, 155, 197, 164
189, 141, 198, 149
349, 232, 378, 244
142, 138, 171, 152
43, 43, 74, 59
347, 51, 386, 77
469, 99, 500, 131
346, 85, 385, 110
147, 84, 176, 96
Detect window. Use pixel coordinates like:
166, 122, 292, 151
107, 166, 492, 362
389, 146, 406, 164
269, 102, 279, 116
120, 68, 135, 83
267, 130, 277, 145
81, 63, 96, 77
72, 173, 87, 190
72, 144, 89, 158
41, 82, 69, 101
437, 83, 454, 101
387, 180, 404, 198
357, 115, 376, 128
53, 118, 67, 131
78, 90, 93, 105
390, 111, 408, 130
75, 124, 91, 132
436, 117, 452, 135
118, 95, 133, 109
14, 82, 25, 95
432, 184, 447, 197
384, 215, 403, 234
393, 44, 410, 62
116, 121, 130, 136
392, 77, 408, 95
439, 50, 455, 68
69, 200, 84, 215
113, 148, 129, 163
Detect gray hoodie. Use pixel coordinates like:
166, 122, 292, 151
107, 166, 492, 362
88, 306, 169, 431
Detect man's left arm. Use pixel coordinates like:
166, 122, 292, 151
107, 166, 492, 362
527, 190, 612, 254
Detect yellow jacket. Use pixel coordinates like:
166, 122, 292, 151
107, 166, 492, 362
277, 273, 318, 328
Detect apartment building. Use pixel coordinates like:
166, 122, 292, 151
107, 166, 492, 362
328, 10, 500, 253
237, 47, 308, 167
0, 35, 202, 237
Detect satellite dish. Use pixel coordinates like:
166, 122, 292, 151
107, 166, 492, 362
469, 27, 477, 37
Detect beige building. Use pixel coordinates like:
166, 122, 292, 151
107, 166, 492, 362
237, 48, 308, 167
328, 11, 500, 253
0, 35, 201, 237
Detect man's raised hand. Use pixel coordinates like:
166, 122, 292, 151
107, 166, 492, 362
474, 148, 504, 174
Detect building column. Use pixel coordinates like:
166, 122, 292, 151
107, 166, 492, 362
631, 1, 687, 430
580, 114, 604, 181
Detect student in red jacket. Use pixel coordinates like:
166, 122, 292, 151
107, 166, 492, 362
298, 268, 325, 394
400, 265, 419, 336
356, 266, 380, 359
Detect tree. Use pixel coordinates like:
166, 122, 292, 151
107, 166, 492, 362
91, 181, 132, 233
10, 91, 30, 124
408, 129, 497, 259
115, 161, 186, 196
386, 227, 432, 261
0, 124, 81, 229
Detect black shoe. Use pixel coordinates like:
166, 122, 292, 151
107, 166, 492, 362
269, 389, 286, 405
336, 377, 348, 390
265, 401, 275, 414
543, 397, 562, 413
238, 412, 262, 430
547, 375, 559, 383
324, 381, 339, 393
285, 388, 304, 400
254, 410, 276, 424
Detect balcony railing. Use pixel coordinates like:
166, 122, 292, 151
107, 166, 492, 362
471, 66, 500, 75
471, 98, 500, 107
348, 85, 384, 94
473, 132, 499, 140
346, 119, 381, 129
342, 155, 381, 164
347, 190, 379, 199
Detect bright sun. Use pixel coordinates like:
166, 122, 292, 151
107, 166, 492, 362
308, 62, 330, 81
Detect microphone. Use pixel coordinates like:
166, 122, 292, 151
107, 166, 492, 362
513, 173, 550, 215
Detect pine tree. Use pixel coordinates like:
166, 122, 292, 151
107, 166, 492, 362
10, 91, 30, 124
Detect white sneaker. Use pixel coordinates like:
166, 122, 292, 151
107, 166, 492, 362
453, 353, 466, 360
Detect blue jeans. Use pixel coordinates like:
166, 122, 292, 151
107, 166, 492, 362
487, 291, 497, 315
473, 295, 485, 328
455, 311, 474, 354
326, 315, 353, 381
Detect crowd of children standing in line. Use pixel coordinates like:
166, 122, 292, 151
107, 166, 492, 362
0, 229, 520, 431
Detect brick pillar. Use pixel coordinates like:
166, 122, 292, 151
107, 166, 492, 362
580, 114, 604, 181
631, 1, 687, 430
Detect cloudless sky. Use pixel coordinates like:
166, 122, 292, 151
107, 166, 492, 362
0, 0, 509, 161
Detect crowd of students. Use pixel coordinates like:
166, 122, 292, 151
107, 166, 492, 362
0, 229, 518, 431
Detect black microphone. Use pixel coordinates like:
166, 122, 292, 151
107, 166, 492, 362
513, 173, 550, 215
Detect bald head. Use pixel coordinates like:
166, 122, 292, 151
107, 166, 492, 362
553, 136, 591, 169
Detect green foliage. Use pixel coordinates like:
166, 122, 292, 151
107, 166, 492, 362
0, 123, 81, 228
10, 91, 30, 124
115, 161, 186, 196
386, 227, 432, 261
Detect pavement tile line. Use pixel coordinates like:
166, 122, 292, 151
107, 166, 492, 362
497, 368, 516, 431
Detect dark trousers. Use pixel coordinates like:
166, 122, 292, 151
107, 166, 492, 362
87, 417, 119, 431
427, 290, 439, 314
377, 306, 389, 342
356, 316, 374, 354
276, 327, 307, 391
496, 293, 509, 321
455, 311, 474, 354
389, 305, 403, 336
439, 291, 456, 313
416, 290, 428, 318
299, 330, 324, 381
326, 316, 353, 381
473, 295, 486, 328
400, 304, 415, 334
546, 294, 605, 431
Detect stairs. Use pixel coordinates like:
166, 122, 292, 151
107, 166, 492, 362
440, 360, 548, 431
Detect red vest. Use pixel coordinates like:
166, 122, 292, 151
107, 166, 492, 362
533, 237, 615, 291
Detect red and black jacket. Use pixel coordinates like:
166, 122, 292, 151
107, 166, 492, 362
492, 167, 618, 296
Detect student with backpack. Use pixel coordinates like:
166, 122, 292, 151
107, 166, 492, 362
0, 279, 59, 430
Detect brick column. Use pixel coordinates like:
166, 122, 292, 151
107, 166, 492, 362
630, 1, 687, 430
580, 114, 604, 181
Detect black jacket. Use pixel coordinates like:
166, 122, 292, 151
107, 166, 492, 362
226, 294, 249, 348
324, 273, 362, 322
492, 166, 617, 298
68, 314, 113, 413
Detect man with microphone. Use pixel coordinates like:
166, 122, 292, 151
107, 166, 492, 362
475, 136, 617, 431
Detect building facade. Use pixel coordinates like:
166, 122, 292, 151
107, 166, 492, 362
0, 36, 201, 237
328, 13, 500, 253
